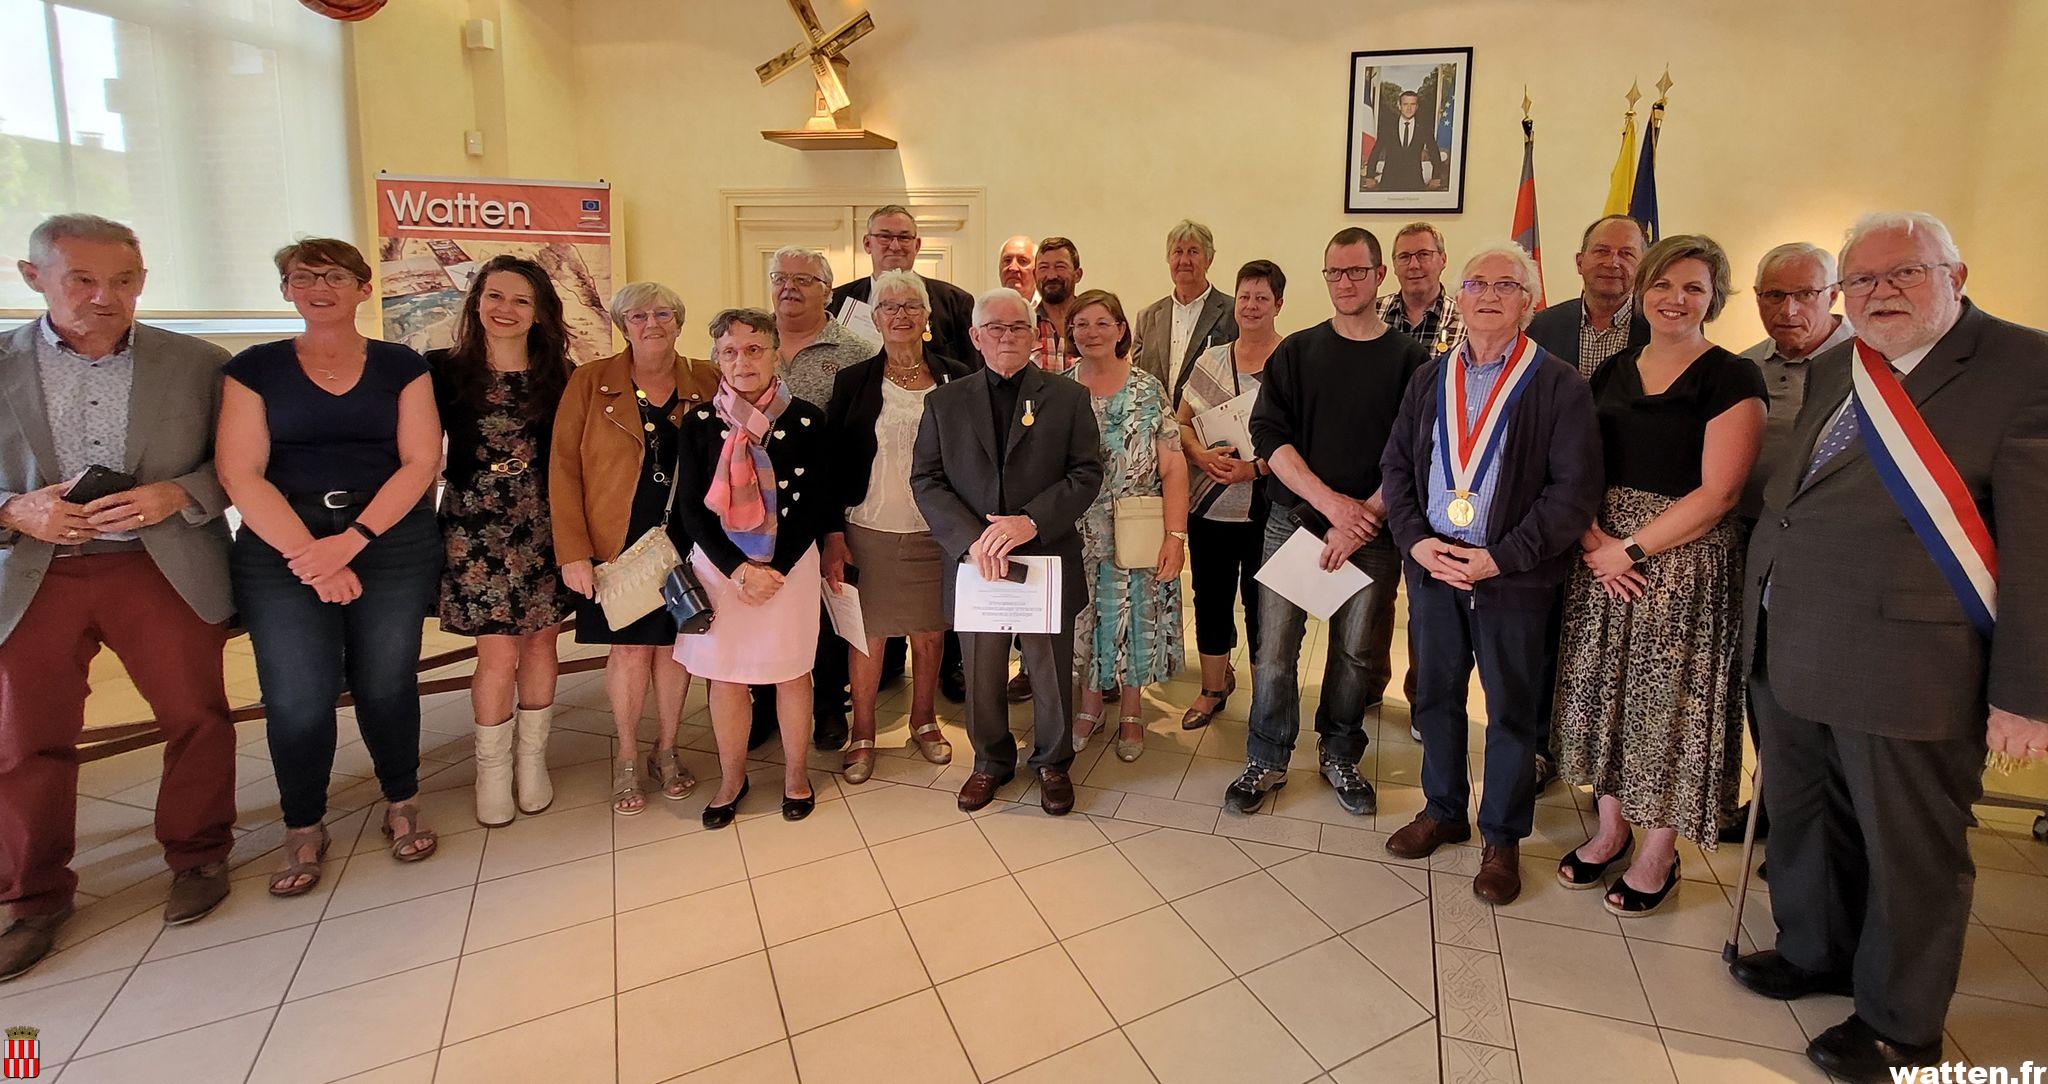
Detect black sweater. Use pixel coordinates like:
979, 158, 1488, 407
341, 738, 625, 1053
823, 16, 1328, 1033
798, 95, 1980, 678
668, 396, 841, 576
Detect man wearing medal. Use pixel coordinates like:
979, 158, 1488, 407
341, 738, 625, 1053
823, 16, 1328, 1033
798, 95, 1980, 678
1380, 242, 1603, 905
1731, 212, 2048, 1082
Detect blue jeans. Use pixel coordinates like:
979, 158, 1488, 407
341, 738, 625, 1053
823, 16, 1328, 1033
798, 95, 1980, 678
233, 503, 442, 828
1246, 514, 1401, 770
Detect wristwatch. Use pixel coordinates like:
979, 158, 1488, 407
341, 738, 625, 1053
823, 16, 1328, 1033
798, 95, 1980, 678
1623, 536, 1648, 566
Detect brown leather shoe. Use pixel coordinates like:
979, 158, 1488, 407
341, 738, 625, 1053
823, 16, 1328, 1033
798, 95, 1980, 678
164, 861, 230, 925
1474, 842, 1523, 905
1385, 812, 1472, 860
957, 769, 1012, 812
0, 905, 72, 982
1005, 671, 1034, 702
1037, 767, 1075, 816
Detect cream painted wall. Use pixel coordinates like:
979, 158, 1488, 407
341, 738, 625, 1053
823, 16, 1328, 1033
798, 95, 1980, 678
544, 0, 2036, 356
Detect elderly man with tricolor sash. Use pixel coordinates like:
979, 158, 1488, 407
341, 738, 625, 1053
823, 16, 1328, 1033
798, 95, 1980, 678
1729, 211, 2048, 1083
1378, 241, 1603, 906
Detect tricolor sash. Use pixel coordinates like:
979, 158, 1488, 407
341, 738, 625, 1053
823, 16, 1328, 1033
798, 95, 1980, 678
1848, 338, 1997, 636
1435, 334, 1542, 527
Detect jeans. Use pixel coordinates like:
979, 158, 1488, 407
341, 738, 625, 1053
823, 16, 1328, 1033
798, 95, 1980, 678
1188, 514, 1263, 660
1246, 514, 1400, 770
234, 502, 442, 828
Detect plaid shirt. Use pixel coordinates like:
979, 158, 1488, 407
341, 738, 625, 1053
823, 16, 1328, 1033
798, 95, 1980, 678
1379, 289, 1463, 359
1032, 305, 1078, 374
1576, 294, 1637, 378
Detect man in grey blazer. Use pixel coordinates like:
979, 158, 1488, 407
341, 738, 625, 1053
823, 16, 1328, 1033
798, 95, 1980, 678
913, 288, 1102, 817
1132, 220, 1238, 404
1729, 212, 2048, 1082
0, 215, 239, 980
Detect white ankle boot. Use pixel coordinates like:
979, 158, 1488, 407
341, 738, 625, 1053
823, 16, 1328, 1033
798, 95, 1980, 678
473, 720, 517, 827
514, 705, 555, 814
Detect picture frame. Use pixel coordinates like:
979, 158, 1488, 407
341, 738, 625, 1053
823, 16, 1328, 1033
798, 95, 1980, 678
1344, 47, 1473, 214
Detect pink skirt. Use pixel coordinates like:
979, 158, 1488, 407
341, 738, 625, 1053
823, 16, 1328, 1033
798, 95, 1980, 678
673, 544, 821, 685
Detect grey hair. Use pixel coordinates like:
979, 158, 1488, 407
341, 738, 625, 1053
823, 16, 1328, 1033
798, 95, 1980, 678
608, 281, 685, 334
1459, 242, 1542, 328
1395, 221, 1447, 255
1839, 211, 1962, 272
1165, 219, 1216, 260
28, 213, 141, 264
1754, 242, 1836, 287
972, 287, 1032, 326
769, 244, 833, 287
708, 307, 779, 348
872, 268, 929, 309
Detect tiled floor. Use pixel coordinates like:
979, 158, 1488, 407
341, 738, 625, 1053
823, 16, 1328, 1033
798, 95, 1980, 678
24, 613, 2048, 1082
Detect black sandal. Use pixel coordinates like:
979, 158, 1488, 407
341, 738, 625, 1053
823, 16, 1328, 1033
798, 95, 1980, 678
1557, 833, 1633, 890
1604, 856, 1680, 917
1181, 673, 1237, 731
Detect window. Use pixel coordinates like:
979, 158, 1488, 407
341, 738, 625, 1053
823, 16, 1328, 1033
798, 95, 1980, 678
0, 0, 352, 315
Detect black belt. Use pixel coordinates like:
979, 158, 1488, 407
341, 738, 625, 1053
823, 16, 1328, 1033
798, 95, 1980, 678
52, 539, 147, 558
285, 490, 432, 512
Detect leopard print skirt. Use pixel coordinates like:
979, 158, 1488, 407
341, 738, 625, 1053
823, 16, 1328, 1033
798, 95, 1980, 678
1550, 486, 1749, 848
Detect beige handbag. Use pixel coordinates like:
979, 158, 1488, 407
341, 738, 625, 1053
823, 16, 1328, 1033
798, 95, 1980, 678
593, 455, 685, 629
1112, 495, 1165, 570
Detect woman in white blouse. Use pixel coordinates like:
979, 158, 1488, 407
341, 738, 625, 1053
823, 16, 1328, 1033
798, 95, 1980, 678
820, 270, 969, 783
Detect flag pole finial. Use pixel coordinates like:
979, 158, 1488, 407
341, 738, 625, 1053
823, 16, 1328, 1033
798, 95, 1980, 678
1625, 79, 1642, 116
1655, 67, 1674, 104
1521, 86, 1533, 120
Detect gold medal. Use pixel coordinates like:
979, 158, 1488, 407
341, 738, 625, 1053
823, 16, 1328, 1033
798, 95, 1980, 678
1446, 495, 1476, 528
1021, 399, 1036, 427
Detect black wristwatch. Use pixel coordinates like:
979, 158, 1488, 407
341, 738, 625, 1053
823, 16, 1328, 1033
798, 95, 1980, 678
1623, 536, 1648, 566
348, 520, 380, 543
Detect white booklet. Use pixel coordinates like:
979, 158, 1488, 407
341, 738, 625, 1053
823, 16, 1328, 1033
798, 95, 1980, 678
1191, 387, 1259, 459
835, 297, 884, 348
822, 581, 871, 655
1253, 527, 1372, 621
953, 556, 1062, 634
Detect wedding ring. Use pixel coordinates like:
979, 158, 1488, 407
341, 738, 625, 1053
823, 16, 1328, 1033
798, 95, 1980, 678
65, 529, 79, 538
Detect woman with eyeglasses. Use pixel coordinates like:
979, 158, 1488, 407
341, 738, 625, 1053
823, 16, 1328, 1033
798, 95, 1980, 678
819, 270, 966, 784
426, 256, 578, 827
1550, 234, 1766, 917
218, 238, 445, 896
550, 282, 719, 816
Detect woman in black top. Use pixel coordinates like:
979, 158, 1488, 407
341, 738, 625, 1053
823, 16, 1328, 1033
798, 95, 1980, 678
1550, 235, 1766, 917
427, 256, 576, 829
218, 238, 445, 898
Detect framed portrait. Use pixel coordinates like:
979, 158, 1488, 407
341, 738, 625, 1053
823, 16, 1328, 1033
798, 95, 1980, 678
1344, 47, 1473, 214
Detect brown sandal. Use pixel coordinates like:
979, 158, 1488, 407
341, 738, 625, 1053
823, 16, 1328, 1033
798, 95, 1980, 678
269, 825, 330, 897
382, 801, 438, 862
1181, 673, 1238, 731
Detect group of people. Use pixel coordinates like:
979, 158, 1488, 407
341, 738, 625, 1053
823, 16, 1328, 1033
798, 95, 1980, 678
0, 202, 2041, 1083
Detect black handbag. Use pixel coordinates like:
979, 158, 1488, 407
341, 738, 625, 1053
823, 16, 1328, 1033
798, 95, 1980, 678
661, 561, 715, 635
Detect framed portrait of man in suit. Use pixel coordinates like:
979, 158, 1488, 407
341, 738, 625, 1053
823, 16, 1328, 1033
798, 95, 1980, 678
1344, 47, 1472, 214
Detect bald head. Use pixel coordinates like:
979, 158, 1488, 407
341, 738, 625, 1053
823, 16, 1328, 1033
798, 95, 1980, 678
999, 235, 1036, 297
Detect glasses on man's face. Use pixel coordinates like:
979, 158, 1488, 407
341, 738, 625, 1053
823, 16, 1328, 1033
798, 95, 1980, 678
1839, 263, 1950, 298
1757, 288, 1829, 306
769, 272, 824, 289
284, 269, 359, 289
978, 322, 1034, 339
1392, 250, 1441, 265
867, 231, 918, 248
623, 310, 677, 326
1460, 279, 1529, 298
876, 301, 927, 317
1321, 266, 1379, 282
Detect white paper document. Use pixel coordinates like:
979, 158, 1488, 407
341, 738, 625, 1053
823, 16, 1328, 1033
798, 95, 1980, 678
835, 297, 884, 348
822, 582, 871, 655
1191, 388, 1259, 459
953, 556, 1062, 634
1253, 527, 1372, 621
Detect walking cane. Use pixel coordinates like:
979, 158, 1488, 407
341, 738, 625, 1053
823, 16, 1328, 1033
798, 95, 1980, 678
1722, 758, 1764, 964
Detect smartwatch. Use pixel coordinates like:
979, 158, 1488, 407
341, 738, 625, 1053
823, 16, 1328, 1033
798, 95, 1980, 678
1623, 536, 1648, 566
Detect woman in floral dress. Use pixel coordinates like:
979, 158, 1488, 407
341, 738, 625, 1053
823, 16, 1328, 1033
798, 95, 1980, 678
429, 256, 577, 827
1065, 290, 1190, 763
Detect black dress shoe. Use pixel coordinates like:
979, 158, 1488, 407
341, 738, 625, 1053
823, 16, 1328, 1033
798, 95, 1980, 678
1807, 1014, 1940, 1083
1729, 950, 1853, 1000
782, 790, 815, 821
939, 667, 967, 703
748, 691, 778, 750
812, 713, 848, 752
702, 778, 750, 830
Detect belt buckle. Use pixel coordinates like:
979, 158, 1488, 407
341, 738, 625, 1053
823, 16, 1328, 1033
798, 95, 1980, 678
321, 490, 350, 509
489, 457, 528, 477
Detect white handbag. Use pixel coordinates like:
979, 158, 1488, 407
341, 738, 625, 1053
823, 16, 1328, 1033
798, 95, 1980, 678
1112, 495, 1165, 570
593, 453, 685, 629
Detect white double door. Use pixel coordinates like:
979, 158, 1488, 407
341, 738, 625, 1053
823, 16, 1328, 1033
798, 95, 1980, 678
720, 187, 987, 310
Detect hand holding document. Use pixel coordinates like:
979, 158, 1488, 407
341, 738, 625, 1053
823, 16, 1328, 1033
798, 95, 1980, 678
822, 580, 871, 655
1190, 388, 1259, 459
953, 555, 1062, 634
1253, 527, 1372, 621
836, 298, 884, 348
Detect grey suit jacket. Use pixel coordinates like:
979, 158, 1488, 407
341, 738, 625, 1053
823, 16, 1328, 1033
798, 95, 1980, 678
0, 320, 234, 643
1741, 302, 2048, 739
1132, 285, 1238, 404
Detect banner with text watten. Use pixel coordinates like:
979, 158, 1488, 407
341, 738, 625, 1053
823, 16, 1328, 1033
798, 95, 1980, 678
374, 173, 615, 364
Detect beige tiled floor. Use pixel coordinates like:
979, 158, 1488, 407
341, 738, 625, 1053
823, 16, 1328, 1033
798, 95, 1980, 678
26, 603, 2048, 1083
